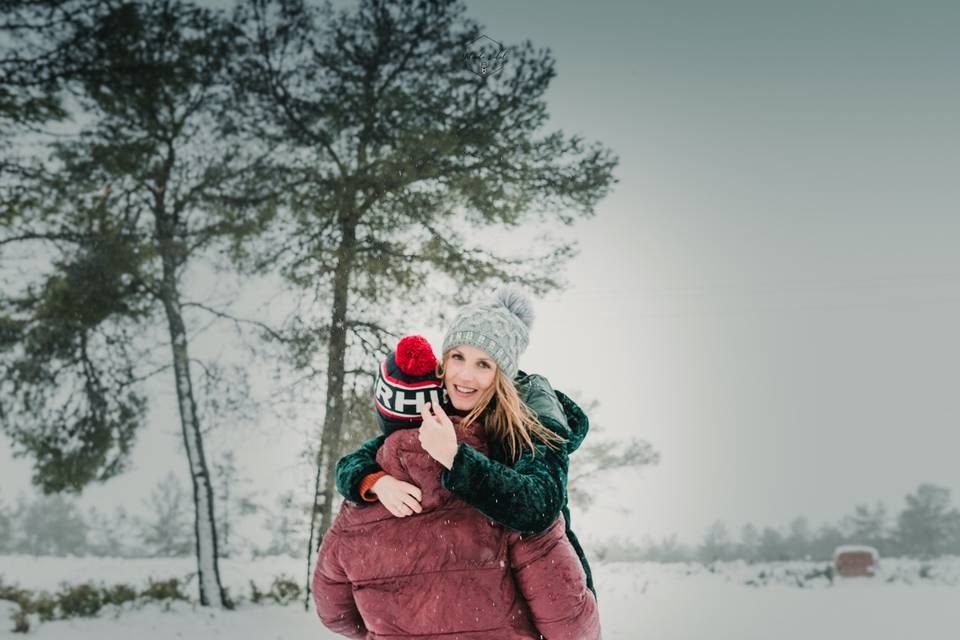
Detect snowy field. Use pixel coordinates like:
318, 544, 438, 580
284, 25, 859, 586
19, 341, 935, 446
2, 555, 960, 638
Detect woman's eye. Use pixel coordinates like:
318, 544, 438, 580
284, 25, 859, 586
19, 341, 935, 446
451, 353, 463, 360
478, 361, 490, 369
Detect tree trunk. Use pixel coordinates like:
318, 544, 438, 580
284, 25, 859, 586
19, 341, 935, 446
304, 207, 359, 607
159, 242, 227, 608
221, 480, 231, 558
303, 438, 324, 611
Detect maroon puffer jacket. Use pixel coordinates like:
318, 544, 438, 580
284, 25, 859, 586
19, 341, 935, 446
313, 417, 600, 640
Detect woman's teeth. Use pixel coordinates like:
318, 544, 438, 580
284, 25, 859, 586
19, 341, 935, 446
455, 385, 476, 394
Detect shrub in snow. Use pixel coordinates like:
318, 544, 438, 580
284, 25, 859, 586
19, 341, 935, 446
0, 578, 31, 611
13, 608, 29, 633
876, 557, 960, 585
139, 577, 190, 603
31, 592, 56, 621
744, 563, 835, 589
2, 599, 24, 633
2, 575, 187, 628
249, 575, 301, 606
248, 580, 263, 604
56, 583, 104, 618
102, 584, 138, 607
0, 578, 55, 623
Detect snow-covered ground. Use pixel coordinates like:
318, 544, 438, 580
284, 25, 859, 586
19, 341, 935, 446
2, 555, 960, 638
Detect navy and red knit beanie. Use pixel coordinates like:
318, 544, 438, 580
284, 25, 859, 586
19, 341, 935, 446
374, 335, 448, 435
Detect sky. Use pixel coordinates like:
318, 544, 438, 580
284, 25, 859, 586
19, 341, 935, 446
3, 0, 960, 549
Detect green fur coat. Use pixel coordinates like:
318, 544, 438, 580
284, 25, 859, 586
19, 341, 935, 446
334, 372, 595, 596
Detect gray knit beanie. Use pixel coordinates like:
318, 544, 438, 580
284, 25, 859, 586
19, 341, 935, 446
441, 288, 535, 379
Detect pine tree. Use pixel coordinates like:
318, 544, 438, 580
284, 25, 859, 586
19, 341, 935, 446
640, 533, 692, 563
86, 505, 142, 558
896, 484, 960, 558
757, 527, 789, 562
0, 0, 85, 177
785, 516, 811, 560
1, 0, 277, 606
842, 501, 891, 555
810, 523, 847, 562
11, 493, 89, 556
213, 450, 259, 558
698, 520, 733, 563
139, 472, 194, 558
738, 523, 760, 563
231, 1, 618, 604
260, 490, 309, 558
0, 492, 11, 553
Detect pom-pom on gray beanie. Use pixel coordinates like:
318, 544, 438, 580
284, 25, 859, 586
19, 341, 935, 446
441, 287, 535, 379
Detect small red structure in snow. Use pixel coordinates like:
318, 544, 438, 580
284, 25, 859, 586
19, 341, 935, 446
833, 545, 879, 577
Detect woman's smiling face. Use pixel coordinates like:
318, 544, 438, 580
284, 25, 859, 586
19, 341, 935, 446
443, 344, 497, 411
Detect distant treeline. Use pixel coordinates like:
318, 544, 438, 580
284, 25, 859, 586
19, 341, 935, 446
594, 483, 960, 563
4, 480, 958, 564
0, 465, 306, 559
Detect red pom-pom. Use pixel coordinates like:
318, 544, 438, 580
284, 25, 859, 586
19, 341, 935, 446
394, 335, 437, 376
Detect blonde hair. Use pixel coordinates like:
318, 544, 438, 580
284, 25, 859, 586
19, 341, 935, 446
439, 354, 567, 463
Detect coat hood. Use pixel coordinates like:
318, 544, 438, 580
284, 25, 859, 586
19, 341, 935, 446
516, 372, 590, 454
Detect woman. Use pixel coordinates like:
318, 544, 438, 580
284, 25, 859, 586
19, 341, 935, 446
313, 329, 600, 639
335, 289, 595, 595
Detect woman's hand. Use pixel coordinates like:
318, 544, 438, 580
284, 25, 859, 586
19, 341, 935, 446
371, 475, 423, 518
419, 402, 458, 470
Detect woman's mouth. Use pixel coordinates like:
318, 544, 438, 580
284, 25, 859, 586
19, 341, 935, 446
452, 384, 477, 397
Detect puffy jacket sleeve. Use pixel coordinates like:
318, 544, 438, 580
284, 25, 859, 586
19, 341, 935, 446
335, 434, 386, 504
312, 534, 367, 639
509, 515, 601, 640
441, 441, 568, 534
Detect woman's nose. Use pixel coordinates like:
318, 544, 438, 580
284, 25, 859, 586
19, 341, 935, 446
453, 369, 475, 383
